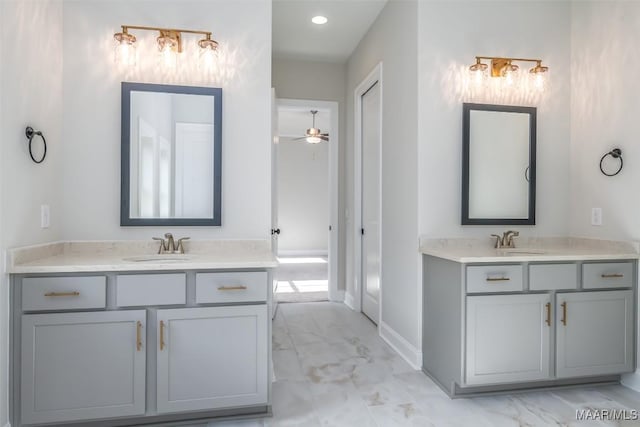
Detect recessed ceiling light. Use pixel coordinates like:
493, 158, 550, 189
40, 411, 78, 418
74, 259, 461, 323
312, 15, 328, 25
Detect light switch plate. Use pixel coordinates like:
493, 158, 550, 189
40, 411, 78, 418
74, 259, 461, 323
591, 207, 602, 226
40, 205, 50, 228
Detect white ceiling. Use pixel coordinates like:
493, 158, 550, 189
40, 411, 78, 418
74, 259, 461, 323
278, 106, 331, 140
273, 0, 388, 63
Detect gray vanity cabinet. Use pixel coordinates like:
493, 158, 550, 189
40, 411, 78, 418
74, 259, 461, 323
422, 256, 637, 397
20, 310, 146, 425
466, 294, 551, 385
156, 305, 268, 414
12, 269, 272, 427
556, 290, 634, 378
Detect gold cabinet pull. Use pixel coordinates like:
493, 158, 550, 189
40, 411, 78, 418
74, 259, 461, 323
601, 273, 624, 278
44, 291, 80, 297
545, 302, 551, 326
136, 321, 143, 351
561, 302, 567, 326
485, 277, 510, 282
160, 320, 166, 351
217, 285, 248, 291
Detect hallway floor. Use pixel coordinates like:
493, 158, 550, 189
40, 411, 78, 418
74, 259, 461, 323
275, 256, 328, 303
202, 302, 640, 426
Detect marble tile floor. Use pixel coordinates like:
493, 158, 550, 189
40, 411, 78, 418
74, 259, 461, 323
194, 302, 640, 427
275, 257, 329, 303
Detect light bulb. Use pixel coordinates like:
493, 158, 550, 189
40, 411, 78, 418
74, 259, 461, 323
529, 62, 549, 92
471, 69, 485, 87
468, 60, 487, 88
113, 31, 136, 67
503, 64, 518, 87
533, 72, 546, 91
161, 45, 176, 69
198, 37, 219, 74
157, 35, 178, 70
306, 136, 322, 144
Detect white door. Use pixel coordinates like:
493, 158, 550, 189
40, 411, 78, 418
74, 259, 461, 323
466, 294, 551, 385
556, 290, 634, 378
174, 122, 214, 218
21, 311, 146, 425
360, 80, 381, 324
271, 89, 280, 318
156, 305, 268, 413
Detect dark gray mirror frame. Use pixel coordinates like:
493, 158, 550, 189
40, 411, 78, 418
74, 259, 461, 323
461, 103, 536, 226
120, 82, 222, 226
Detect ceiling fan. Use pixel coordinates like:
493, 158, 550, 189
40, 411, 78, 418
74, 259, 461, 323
294, 110, 329, 143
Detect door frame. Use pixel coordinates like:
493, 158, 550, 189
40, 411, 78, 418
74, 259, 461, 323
274, 98, 341, 302
353, 62, 383, 322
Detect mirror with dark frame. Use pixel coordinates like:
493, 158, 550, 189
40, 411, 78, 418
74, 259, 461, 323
120, 82, 222, 226
461, 103, 536, 225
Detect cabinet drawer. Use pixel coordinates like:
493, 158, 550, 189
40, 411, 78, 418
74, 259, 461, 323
583, 262, 633, 289
196, 272, 267, 304
529, 264, 578, 291
22, 276, 106, 311
467, 265, 523, 293
117, 274, 186, 307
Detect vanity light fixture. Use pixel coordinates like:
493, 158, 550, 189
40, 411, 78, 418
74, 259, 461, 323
113, 25, 219, 70
469, 56, 549, 91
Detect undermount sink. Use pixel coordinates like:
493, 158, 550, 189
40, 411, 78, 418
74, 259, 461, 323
122, 255, 194, 263
497, 249, 547, 255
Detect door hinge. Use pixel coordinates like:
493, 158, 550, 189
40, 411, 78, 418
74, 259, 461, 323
329, 225, 332, 231
271, 228, 281, 235
361, 228, 365, 236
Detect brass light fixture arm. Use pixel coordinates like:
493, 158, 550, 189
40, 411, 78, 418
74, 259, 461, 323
121, 25, 212, 38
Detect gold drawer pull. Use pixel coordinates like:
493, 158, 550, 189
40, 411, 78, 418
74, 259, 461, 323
545, 302, 551, 326
561, 302, 567, 326
601, 273, 624, 279
160, 320, 166, 351
44, 291, 80, 297
218, 285, 248, 291
136, 321, 143, 351
486, 277, 510, 282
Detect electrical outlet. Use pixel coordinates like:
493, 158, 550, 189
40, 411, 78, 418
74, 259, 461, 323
591, 207, 602, 226
41, 205, 50, 229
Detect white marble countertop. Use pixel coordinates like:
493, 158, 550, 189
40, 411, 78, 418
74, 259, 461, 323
419, 236, 639, 263
8, 240, 278, 274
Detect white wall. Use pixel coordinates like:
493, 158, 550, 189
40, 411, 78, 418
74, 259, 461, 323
569, 1, 640, 241
277, 139, 329, 253
0, 1, 64, 424
61, 0, 272, 241
272, 58, 346, 285
346, 0, 420, 351
418, 0, 572, 240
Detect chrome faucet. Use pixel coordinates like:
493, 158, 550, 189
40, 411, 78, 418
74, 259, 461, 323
152, 233, 190, 254
491, 230, 520, 249
165, 233, 176, 253
505, 230, 519, 248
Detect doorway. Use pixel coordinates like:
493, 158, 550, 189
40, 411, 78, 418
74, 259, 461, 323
273, 98, 340, 304
354, 64, 382, 324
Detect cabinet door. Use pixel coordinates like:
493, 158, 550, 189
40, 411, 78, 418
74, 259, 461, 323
466, 294, 551, 385
556, 290, 634, 378
21, 310, 146, 424
157, 305, 268, 414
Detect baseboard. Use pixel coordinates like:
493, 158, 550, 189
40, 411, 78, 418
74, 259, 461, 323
329, 289, 345, 302
344, 292, 356, 310
622, 370, 640, 392
379, 321, 422, 370
277, 250, 328, 257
